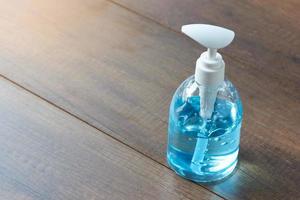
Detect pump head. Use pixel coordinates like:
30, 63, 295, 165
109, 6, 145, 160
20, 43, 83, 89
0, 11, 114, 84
181, 24, 235, 118
182, 24, 234, 59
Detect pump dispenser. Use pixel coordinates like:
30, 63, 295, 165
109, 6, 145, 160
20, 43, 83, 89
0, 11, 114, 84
167, 24, 243, 182
182, 24, 234, 119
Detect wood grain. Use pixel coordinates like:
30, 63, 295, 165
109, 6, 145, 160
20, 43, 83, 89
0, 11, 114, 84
0, 77, 221, 200
0, 0, 299, 199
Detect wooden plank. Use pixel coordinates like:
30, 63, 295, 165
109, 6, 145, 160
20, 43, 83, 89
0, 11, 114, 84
0, 78, 221, 200
0, 0, 299, 199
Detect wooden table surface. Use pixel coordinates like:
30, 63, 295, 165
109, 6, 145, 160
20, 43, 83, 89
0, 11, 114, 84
0, 0, 299, 199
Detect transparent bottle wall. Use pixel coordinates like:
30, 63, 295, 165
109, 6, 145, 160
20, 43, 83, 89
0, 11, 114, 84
167, 75, 243, 182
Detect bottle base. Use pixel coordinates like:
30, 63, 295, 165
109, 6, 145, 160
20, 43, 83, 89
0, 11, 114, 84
167, 154, 238, 183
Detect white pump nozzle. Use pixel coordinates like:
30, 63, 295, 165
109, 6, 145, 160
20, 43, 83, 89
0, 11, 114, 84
182, 24, 234, 49
182, 24, 235, 119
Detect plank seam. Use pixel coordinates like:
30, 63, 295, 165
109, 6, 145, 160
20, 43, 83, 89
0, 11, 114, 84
0, 74, 225, 200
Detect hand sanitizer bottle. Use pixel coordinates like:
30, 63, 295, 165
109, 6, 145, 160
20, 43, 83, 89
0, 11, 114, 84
167, 24, 243, 182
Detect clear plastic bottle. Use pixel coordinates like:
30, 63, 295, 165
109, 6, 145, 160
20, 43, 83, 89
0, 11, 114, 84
167, 24, 243, 182
167, 75, 242, 182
